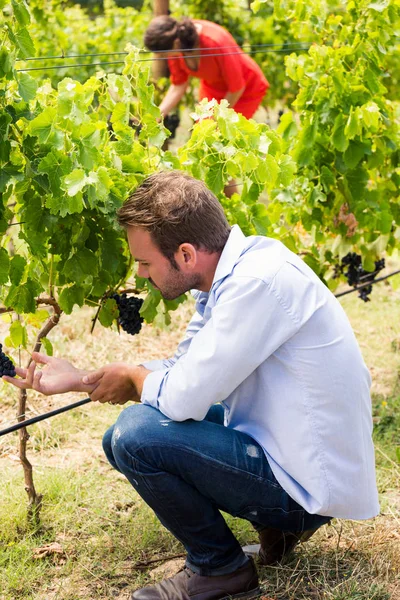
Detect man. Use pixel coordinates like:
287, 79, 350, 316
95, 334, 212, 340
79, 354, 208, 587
6, 171, 379, 600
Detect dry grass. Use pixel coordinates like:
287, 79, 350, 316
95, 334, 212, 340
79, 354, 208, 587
0, 281, 400, 600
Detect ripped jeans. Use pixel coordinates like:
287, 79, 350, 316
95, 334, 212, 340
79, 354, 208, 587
102, 404, 330, 576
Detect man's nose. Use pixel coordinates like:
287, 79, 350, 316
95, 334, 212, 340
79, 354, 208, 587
138, 264, 149, 278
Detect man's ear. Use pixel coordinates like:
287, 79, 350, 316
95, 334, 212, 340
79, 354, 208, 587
175, 243, 198, 270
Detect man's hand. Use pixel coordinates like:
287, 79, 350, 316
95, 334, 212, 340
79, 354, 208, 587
82, 363, 150, 405
2, 352, 97, 396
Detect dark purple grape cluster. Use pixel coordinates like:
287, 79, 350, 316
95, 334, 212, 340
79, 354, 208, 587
0, 344, 16, 377
374, 258, 385, 272
332, 263, 343, 280
341, 252, 363, 286
112, 293, 144, 335
164, 113, 180, 139
358, 285, 373, 302
340, 253, 385, 302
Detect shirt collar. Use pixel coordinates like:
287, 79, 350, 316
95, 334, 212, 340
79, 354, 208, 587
212, 225, 247, 286
191, 225, 247, 306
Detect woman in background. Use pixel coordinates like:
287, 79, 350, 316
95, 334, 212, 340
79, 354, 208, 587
144, 16, 269, 120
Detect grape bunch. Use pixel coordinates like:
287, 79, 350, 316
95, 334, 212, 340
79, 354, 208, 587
112, 293, 144, 335
374, 258, 385, 272
341, 252, 363, 286
340, 253, 385, 302
0, 344, 16, 377
164, 113, 180, 139
358, 285, 373, 302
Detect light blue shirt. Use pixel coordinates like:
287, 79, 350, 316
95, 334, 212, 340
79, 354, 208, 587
141, 225, 380, 520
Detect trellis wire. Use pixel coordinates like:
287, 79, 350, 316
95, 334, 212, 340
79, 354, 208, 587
60, 6, 260, 21
16, 42, 312, 62
0, 398, 91, 437
0, 409, 36, 429
15, 45, 311, 73
334, 269, 400, 298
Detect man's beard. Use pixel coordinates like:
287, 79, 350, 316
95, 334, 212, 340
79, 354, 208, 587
150, 269, 203, 300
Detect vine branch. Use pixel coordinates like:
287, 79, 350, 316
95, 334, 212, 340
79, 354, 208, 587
0, 295, 62, 314
17, 297, 62, 526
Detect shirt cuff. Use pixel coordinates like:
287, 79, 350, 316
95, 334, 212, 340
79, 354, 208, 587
141, 368, 169, 409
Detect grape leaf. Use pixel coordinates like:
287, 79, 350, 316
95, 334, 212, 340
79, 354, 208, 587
17, 72, 37, 102
38, 150, 73, 197
0, 47, 14, 78
9, 320, 27, 348
11, 0, 30, 26
343, 141, 367, 169
98, 298, 119, 328
5, 279, 41, 313
0, 248, 10, 284
140, 288, 162, 323
9, 27, 35, 59
58, 285, 85, 314
331, 116, 349, 152
41, 337, 53, 356
62, 248, 98, 283
62, 169, 87, 197
9, 255, 26, 285
28, 108, 56, 143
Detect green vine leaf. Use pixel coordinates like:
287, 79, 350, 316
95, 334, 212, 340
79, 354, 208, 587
27, 108, 57, 143
98, 298, 119, 328
140, 287, 162, 323
41, 336, 53, 356
11, 0, 30, 26
62, 169, 88, 197
9, 255, 26, 285
5, 279, 41, 313
58, 286, 85, 315
9, 320, 27, 348
7, 26, 35, 59
0, 248, 10, 284
17, 72, 37, 102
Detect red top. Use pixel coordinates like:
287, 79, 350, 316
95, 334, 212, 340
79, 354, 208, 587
168, 20, 269, 104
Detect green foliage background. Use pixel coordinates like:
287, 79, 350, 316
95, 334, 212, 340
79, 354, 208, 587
0, 0, 399, 355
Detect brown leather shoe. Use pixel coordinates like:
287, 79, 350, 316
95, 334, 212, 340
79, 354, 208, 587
242, 526, 319, 566
131, 557, 260, 599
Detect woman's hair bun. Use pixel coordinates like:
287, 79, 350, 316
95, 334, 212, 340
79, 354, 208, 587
176, 18, 198, 49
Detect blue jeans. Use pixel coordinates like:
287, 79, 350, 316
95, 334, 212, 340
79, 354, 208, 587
103, 404, 330, 576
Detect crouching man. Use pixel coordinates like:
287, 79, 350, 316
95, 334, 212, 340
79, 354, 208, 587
6, 171, 379, 600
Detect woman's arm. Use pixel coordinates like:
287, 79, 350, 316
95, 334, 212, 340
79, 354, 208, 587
225, 87, 245, 109
159, 82, 189, 117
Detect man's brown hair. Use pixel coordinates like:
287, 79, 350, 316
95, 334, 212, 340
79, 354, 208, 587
117, 171, 231, 266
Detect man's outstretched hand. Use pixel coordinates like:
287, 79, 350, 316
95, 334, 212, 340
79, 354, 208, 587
82, 363, 150, 405
2, 352, 97, 396
2, 353, 150, 405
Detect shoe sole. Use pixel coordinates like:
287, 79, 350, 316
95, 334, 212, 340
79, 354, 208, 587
242, 527, 320, 565
299, 527, 319, 542
218, 587, 261, 599
241, 544, 261, 560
